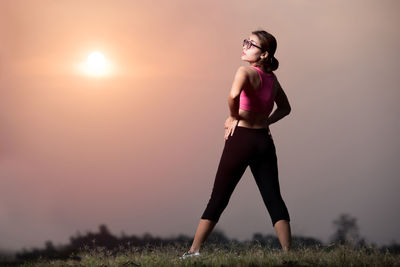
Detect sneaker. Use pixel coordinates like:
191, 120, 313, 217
179, 250, 200, 259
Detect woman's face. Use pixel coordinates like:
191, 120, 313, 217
241, 34, 268, 63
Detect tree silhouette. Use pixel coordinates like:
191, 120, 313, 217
330, 213, 360, 246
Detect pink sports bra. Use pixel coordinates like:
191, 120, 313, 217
239, 66, 275, 115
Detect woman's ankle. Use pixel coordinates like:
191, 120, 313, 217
282, 245, 291, 252
189, 247, 200, 253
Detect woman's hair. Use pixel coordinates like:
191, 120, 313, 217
251, 30, 279, 73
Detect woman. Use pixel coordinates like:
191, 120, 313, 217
180, 30, 292, 259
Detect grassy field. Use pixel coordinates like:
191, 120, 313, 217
19, 242, 400, 267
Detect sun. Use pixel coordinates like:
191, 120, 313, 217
88, 51, 105, 72
84, 51, 110, 76
75, 49, 116, 77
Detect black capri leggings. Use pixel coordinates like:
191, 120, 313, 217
201, 125, 290, 227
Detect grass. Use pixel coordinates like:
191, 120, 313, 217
19, 241, 400, 267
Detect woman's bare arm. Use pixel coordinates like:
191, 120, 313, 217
227, 66, 249, 120
267, 76, 291, 126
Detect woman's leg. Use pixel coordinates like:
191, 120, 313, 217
189, 128, 251, 253
249, 134, 292, 251
274, 219, 292, 251
188, 219, 217, 253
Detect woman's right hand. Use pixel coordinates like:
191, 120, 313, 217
224, 116, 239, 140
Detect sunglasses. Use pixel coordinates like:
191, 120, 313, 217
243, 39, 262, 50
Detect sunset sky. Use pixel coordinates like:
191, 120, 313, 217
1, 0, 399, 252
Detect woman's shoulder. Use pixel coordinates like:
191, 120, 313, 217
235, 65, 259, 77
240, 65, 275, 76
233, 66, 254, 82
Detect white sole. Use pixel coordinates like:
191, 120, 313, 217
179, 251, 200, 259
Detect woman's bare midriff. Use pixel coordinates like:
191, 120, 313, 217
237, 108, 270, 129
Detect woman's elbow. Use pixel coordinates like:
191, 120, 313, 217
228, 92, 240, 100
277, 105, 291, 115
284, 102, 292, 115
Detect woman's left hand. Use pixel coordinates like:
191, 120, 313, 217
224, 116, 239, 140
